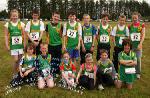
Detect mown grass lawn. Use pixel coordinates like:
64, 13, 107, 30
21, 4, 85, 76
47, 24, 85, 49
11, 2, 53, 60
0, 21, 150, 98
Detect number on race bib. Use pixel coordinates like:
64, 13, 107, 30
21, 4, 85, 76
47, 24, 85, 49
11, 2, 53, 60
42, 68, 50, 77
30, 32, 40, 41
125, 68, 136, 74
100, 35, 109, 43
12, 36, 22, 45
84, 36, 92, 43
131, 33, 140, 41
67, 29, 77, 38
119, 37, 125, 45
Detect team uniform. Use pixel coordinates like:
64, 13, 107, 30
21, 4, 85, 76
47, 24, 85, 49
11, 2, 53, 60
96, 59, 117, 86
78, 64, 97, 90
128, 22, 145, 75
45, 22, 63, 75
111, 24, 129, 72
97, 24, 112, 60
59, 61, 76, 87
63, 21, 82, 59
36, 54, 53, 81
118, 51, 137, 84
25, 20, 45, 55
10, 54, 36, 87
80, 24, 96, 64
4, 21, 25, 55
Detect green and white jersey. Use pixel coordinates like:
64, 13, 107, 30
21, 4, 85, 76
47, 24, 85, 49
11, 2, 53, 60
19, 54, 36, 72
82, 24, 93, 50
66, 22, 79, 49
8, 21, 24, 50
47, 22, 62, 46
111, 25, 129, 48
98, 24, 111, 45
25, 20, 45, 41
129, 23, 143, 49
118, 51, 137, 74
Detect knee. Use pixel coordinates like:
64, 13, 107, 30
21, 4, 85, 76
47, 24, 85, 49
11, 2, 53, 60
47, 81, 54, 88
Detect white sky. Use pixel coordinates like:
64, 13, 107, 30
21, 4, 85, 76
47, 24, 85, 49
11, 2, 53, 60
0, 0, 150, 11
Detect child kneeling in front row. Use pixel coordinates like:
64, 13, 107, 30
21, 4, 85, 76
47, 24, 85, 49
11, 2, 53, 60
36, 43, 54, 89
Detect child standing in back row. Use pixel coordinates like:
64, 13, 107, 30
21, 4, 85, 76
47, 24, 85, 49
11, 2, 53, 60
4, 9, 26, 78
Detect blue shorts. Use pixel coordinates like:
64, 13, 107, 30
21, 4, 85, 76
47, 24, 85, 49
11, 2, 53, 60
67, 49, 79, 59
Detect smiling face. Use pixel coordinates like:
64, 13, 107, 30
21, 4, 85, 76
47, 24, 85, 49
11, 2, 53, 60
40, 44, 48, 55
63, 53, 70, 64
68, 14, 76, 23
27, 47, 34, 55
52, 13, 60, 24
124, 44, 131, 53
32, 13, 39, 21
83, 15, 90, 25
100, 52, 108, 60
132, 15, 139, 23
119, 17, 126, 26
102, 16, 109, 25
10, 11, 19, 23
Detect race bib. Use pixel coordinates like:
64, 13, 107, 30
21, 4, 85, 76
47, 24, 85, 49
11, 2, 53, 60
119, 37, 126, 45
125, 68, 136, 74
30, 32, 40, 41
85, 72, 94, 78
131, 33, 140, 41
42, 68, 50, 77
67, 29, 77, 38
84, 36, 92, 43
12, 36, 22, 45
100, 35, 109, 43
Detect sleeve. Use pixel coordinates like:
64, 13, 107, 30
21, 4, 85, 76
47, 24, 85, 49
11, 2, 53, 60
126, 26, 130, 37
92, 25, 97, 35
25, 21, 31, 33
21, 22, 25, 29
45, 24, 48, 32
59, 65, 64, 71
78, 22, 82, 36
63, 23, 67, 36
142, 23, 145, 33
128, 24, 131, 31
4, 22, 9, 28
118, 52, 123, 61
40, 21, 45, 32
111, 26, 117, 36
133, 52, 137, 61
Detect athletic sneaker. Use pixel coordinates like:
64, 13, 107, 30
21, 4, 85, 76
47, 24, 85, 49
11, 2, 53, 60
98, 84, 104, 90
136, 74, 141, 79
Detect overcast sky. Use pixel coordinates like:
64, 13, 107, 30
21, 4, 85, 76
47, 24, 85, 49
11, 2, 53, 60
0, 0, 150, 11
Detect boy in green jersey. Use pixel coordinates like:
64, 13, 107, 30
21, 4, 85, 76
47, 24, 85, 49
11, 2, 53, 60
111, 15, 129, 73
25, 8, 44, 55
118, 39, 137, 89
80, 14, 96, 64
96, 13, 112, 60
63, 10, 82, 65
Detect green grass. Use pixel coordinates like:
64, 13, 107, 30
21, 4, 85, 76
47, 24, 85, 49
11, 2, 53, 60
0, 21, 150, 98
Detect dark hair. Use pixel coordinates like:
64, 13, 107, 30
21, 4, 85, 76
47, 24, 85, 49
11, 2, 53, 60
52, 11, 60, 16
32, 8, 40, 15
101, 13, 110, 19
100, 49, 108, 55
67, 10, 76, 17
25, 43, 35, 53
62, 51, 70, 56
119, 14, 126, 19
122, 38, 132, 48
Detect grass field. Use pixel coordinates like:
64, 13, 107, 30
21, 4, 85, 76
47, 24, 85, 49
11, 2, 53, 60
0, 21, 150, 98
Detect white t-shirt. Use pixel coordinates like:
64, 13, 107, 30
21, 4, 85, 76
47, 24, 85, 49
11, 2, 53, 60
25, 20, 45, 33
4, 21, 25, 29
111, 24, 129, 37
63, 21, 82, 36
